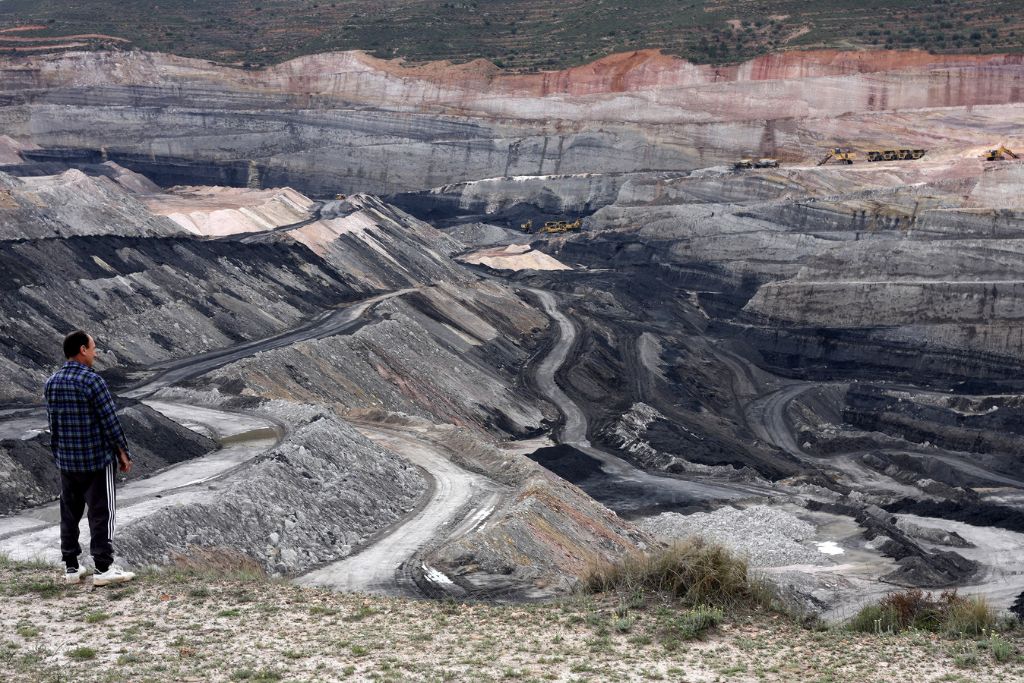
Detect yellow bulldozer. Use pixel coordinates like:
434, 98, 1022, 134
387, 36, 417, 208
539, 218, 583, 234
982, 145, 1019, 161
818, 148, 855, 165
865, 149, 926, 162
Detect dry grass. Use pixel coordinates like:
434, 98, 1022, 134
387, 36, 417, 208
584, 538, 767, 610
848, 589, 998, 636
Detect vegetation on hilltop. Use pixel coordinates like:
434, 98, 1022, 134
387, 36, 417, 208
1, 0, 1024, 69
2, 553, 1023, 681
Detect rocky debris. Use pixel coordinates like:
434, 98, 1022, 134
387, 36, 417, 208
0, 401, 216, 515
893, 517, 973, 549
118, 404, 425, 575
443, 222, 533, 248
459, 244, 572, 272
0, 169, 181, 240
638, 505, 829, 568
277, 194, 469, 291
608, 402, 759, 481
429, 469, 652, 599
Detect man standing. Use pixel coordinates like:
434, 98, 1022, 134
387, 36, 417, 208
44, 330, 136, 586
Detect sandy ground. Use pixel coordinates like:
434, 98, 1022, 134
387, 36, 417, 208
1, 559, 1022, 683
460, 244, 572, 271
143, 186, 315, 236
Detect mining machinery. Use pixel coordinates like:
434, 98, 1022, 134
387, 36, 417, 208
818, 148, 855, 165
982, 146, 1019, 161
865, 149, 926, 162
539, 218, 583, 234
520, 218, 533, 233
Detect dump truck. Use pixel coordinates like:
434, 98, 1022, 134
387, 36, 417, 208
982, 146, 1019, 161
818, 148, 855, 165
865, 149, 926, 162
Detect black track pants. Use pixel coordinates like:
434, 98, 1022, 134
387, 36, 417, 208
59, 460, 116, 571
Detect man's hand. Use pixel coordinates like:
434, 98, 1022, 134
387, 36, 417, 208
117, 448, 133, 474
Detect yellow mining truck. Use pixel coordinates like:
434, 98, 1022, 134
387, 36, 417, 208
539, 218, 583, 234
982, 146, 1019, 161
865, 149, 927, 162
818, 148, 855, 165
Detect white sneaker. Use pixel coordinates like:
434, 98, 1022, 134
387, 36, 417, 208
93, 564, 135, 587
64, 566, 89, 584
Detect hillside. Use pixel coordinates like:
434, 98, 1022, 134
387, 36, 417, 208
1, 0, 1024, 69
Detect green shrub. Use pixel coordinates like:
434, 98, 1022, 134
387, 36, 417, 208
584, 539, 757, 608
68, 647, 96, 660
671, 605, 723, 640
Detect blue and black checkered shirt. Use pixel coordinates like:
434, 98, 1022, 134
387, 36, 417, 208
44, 361, 130, 473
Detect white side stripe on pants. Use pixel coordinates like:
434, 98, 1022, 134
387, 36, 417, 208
106, 460, 116, 541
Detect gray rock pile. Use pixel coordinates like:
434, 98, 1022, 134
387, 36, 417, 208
639, 505, 830, 568
117, 404, 426, 575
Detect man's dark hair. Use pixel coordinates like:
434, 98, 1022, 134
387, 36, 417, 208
63, 330, 91, 359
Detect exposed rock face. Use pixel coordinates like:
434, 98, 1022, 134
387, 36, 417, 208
1, 49, 1022, 197
118, 404, 425, 574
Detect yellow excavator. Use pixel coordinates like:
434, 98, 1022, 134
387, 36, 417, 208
865, 149, 926, 162
818, 148, 855, 165
539, 218, 583, 234
982, 146, 1019, 161
520, 218, 533, 233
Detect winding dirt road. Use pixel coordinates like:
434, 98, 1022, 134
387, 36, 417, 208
296, 425, 505, 596
528, 288, 765, 509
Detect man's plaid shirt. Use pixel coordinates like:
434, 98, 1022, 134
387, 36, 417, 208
44, 360, 130, 473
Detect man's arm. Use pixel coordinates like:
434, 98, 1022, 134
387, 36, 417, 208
88, 376, 133, 472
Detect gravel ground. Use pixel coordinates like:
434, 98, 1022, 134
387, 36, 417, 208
639, 505, 831, 568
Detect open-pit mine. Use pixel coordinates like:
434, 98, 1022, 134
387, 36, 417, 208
1, 47, 1024, 622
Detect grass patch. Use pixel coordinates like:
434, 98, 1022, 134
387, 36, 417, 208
665, 604, 724, 642
584, 539, 763, 609
68, 646, 97, 660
